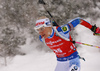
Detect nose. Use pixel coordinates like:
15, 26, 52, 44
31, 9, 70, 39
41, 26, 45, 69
39, 31, 44, 35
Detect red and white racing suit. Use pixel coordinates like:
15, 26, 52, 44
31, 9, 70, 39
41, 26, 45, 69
39, 17, 93, 71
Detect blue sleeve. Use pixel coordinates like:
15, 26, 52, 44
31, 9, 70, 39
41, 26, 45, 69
68, 17, 81, 27
39, 35, 43, 42
57, 17, 81, 34
56, 26, 70, 39
57, 24, 70, 34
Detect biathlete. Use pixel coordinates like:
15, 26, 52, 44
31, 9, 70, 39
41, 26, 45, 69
34, 16, 100, 71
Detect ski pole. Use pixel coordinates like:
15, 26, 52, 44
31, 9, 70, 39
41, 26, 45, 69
93, 33, 100, 36
38, 0, 100, 48
38, 0, 70, 41
75, 41, 100, 48
38, 0, 59, 26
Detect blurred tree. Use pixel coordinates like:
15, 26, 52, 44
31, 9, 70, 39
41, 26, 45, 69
0, 0, 38, 57
38, 0, 100, 25
0, 27, 26, 56
0, 0, 100, 57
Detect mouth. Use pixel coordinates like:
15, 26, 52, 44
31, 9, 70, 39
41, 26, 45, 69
41, 34, 45, 37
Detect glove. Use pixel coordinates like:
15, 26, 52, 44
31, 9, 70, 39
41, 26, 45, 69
72, 41, 76, 44
91, 25, 100, 35
95, 27, 100, 33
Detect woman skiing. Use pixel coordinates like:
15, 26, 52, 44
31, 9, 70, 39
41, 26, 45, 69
34, 16, 100, 71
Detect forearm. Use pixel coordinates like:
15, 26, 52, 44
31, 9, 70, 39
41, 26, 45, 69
80, 19, 92, 29
68, 17, 100, 34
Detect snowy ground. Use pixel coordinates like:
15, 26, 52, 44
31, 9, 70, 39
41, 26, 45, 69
0, 18, 100, 71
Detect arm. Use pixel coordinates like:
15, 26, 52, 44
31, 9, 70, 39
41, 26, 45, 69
67, 17, 92, 30
56, 17, 83, 34
67, 17, 100, 34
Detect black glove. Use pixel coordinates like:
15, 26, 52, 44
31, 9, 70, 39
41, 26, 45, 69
91, 25, 97, 33
91, 25, 100, 35
72, 41, 76, 44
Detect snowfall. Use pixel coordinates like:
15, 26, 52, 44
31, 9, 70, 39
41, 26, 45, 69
0, 18, 100, 71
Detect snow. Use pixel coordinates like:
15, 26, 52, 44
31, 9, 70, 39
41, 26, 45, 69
0, 51, 56, 71
0, 18, 100, 71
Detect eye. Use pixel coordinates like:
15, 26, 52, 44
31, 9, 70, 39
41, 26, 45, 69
40, 28, 44, 31
37, 27, 45, 32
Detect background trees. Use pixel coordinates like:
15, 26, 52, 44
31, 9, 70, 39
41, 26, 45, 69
0, 0, 100, 57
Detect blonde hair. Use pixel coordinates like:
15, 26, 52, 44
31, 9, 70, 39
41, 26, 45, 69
37, 16, 48, 20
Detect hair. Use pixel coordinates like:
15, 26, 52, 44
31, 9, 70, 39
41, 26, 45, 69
37, 16, 48, 20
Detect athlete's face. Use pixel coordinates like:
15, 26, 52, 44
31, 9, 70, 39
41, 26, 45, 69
38, 27, 52, 39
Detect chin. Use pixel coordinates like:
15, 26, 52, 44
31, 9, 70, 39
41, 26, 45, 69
44, 36, 48, 39
44, 37, 47, 39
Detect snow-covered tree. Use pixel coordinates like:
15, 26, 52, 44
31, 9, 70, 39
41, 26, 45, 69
0, 0, 100, 56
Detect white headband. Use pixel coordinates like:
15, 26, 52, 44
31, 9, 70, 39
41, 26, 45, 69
35, 18, 51, 29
